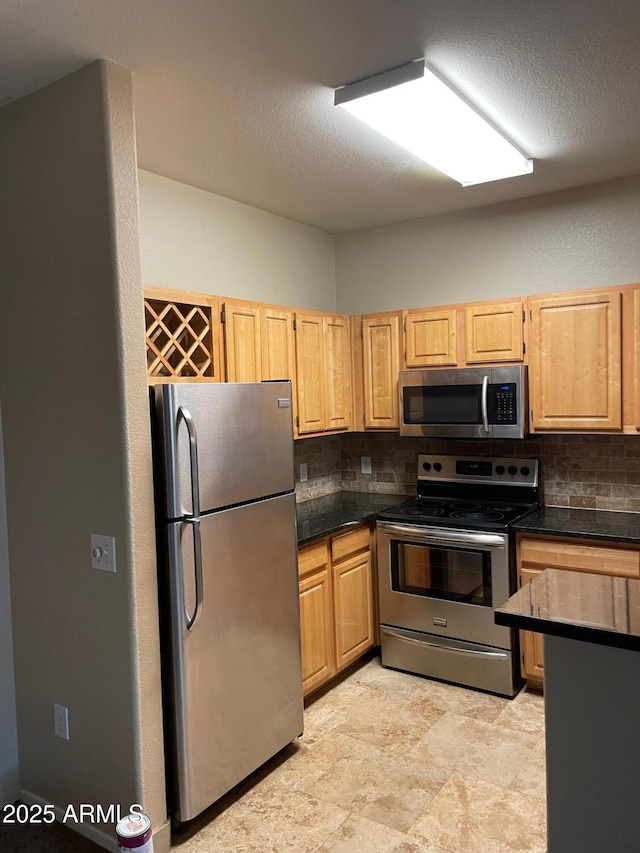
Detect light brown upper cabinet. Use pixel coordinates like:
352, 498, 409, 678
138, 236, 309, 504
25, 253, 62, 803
625, 288, 640, 430
403, 298, 525, 368
222, 300, 262, 382
405, 309, 457, 367
222, 300, 296, 387
360, 312, 402, 430
144, 286, 223, 383
324, 314, 352, 431
295, 312, 352, 435
261, 306, 296, 383
528, 289, 622, 431
465, 300, 525, 363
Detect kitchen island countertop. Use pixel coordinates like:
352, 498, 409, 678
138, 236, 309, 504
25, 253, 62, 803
512, 505, 640, 544
296, 491, 409, 546
495, 567, 640, 652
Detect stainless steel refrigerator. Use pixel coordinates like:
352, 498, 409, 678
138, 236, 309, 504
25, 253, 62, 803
150, 381, 303, 823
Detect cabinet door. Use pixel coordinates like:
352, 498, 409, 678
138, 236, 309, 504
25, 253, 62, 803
332, 550, 374, 671
529, 291, 622, 431
519, 567, 544, 685
519, 538, 640, 578
261, 307, 295, 381
465, 301, 524, 363
362, 313, 401, 429
324, 315, 352, 431
405, 310, 457, 367
223, 301, 262, 382
299, 568, 336, 697
295, 313, 326, 434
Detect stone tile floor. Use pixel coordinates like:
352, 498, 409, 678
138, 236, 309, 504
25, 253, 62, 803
173, 656, 546, 853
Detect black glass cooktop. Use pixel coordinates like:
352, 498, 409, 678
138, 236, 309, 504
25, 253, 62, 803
377, 497, 538, 531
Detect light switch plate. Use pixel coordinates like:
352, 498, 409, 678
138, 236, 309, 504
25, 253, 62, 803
299, 463, 308, 483
361, 456, 372, 475
91, 534, 116, 572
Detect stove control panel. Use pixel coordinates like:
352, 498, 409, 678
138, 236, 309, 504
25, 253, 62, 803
418, 455, 539, 487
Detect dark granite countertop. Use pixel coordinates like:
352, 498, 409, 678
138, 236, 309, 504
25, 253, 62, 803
296, 491, 409, 546
495, 568, 640, 652
513, 506, 640, 544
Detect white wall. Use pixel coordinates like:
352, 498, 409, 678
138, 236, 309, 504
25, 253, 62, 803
138, 170, 336, 312
334, 176, 640, 314
0, 403, 19, 806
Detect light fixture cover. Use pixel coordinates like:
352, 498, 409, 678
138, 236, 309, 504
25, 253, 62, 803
335, 59, 532, 186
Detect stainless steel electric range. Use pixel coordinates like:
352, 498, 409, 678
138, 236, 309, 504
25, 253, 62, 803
376, 454, 540, 697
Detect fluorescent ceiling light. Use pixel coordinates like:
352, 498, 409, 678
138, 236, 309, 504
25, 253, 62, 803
335, 59, 533, 186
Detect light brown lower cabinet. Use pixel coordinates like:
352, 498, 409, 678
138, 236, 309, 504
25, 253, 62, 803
298, 524, 374, 698
519, 566, 545, 686
517, 534, 640, 689
299, 559, 335, 696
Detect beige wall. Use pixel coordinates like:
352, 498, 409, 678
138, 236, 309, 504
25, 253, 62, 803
0, 62, 167, 851
138, 170, 336, 312
0, 404, 19, 806
334, 176, 640, 315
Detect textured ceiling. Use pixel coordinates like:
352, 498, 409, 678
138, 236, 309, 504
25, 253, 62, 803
2, 0, 640, 232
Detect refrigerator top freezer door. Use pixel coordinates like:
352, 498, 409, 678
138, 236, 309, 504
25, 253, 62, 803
152, 381, 294, 519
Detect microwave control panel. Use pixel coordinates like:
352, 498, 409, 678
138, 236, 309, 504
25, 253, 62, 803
488, 383, 518, 424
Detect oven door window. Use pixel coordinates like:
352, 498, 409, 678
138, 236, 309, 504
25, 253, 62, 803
390, 541, 492, 606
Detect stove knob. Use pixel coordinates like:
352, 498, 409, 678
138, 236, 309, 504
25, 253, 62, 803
422, 461, 431, 471
433, 462, 442, 472
520, 466, 530, 476
508, 465, 518, 476
495, 465, 505, 475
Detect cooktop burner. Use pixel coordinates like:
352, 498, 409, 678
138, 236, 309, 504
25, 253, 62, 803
401, 505, 445, 517
377, 454, 540, 531
450, 509, 504, 522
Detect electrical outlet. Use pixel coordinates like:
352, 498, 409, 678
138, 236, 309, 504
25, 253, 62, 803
54, 703, 69, 740
91, 534, 116, 572
299, 463, 308, 483
361, 456, 372, 475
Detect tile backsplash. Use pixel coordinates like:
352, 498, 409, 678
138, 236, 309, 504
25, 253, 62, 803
296, 432, 640, 512
294, 434, 342, 501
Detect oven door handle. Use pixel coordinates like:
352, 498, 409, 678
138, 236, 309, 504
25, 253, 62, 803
377, 523, 506, 549
381, 628, 510, 660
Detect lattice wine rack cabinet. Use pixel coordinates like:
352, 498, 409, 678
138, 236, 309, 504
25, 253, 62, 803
144, 288, 222, 382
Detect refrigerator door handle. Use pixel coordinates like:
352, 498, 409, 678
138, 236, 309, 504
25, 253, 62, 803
177, 405, 201, 519
184, 518, 204, 630
177, 405, 203, 629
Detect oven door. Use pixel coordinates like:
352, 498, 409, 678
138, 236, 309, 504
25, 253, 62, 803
376, 522, 513, 649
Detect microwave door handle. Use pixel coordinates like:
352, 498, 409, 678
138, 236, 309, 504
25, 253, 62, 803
481, 375, 490, 433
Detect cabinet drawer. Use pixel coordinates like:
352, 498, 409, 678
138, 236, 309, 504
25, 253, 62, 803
520, 539, 640, 578
331, 525, 370, 563
298, 539, 329, 578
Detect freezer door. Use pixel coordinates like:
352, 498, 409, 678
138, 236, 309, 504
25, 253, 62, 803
152, 381, 294, 519
163, 492, 303, 822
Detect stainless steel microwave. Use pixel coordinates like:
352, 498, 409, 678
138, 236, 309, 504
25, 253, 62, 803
399, 365, 528, 439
